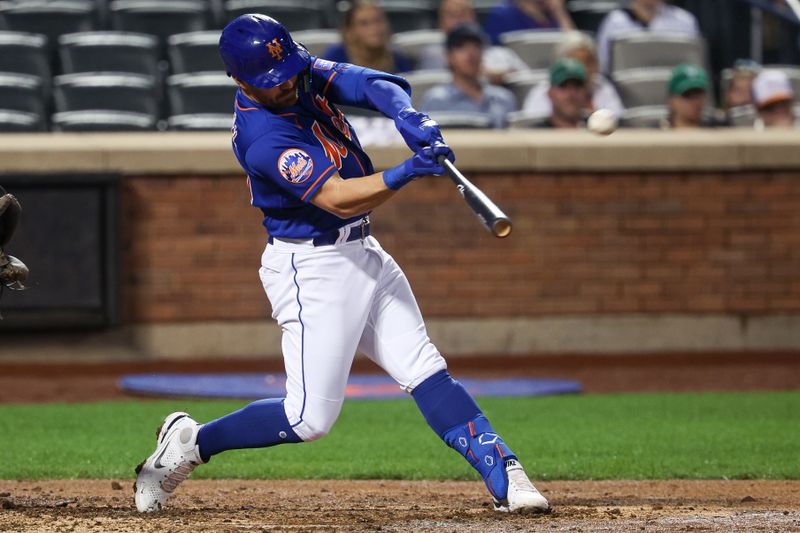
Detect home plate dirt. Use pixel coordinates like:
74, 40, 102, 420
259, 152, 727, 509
0, 479, 798, 532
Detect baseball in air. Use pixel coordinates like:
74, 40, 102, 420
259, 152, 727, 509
587, 109, 618, 136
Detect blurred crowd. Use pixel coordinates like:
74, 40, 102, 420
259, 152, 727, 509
322, 0, 799, 132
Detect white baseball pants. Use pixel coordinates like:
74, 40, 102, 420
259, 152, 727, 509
259, 228, 447, 442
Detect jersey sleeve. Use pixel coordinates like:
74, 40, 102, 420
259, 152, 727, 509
245, 131, 338, 204
310, 57, 411, 110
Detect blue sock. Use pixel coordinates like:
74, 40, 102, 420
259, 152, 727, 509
196, 398, 302, 461
412, 370, 516, 501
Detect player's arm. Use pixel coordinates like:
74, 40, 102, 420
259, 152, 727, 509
311, 144, 453, 219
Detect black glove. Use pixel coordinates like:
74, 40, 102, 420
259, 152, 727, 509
0, 187, 28, 293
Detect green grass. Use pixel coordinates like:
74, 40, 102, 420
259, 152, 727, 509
0, 392, 798, 480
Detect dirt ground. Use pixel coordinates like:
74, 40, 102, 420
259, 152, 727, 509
1, 352, 798, 532
1, 479, 798, 532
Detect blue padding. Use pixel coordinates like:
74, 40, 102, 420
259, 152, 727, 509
118, 373, 582, 400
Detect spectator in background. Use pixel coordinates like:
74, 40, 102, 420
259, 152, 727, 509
724, 59, 761, 110
753, 69, 797, 129
531, 58, 589, 128
420, 23, 517, 128
595, 0, 700, 74
418, 0, 529, 85
522, 31, 623, 118
484, 0, 575, 46
665, 63, 711, 129
322, 0, 413, 73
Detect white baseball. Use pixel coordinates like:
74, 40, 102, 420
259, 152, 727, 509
587, 109, 618, 136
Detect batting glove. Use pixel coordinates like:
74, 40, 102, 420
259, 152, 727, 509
394, 107, 445, 152
383, 143, 454, 190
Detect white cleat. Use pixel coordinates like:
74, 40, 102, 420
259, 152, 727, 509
493, 459, 550, 514
133, 411, 205, 513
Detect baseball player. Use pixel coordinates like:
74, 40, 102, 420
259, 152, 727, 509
134, 14, 549, 515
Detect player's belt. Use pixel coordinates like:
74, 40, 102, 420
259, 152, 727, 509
268, 217, 370, 246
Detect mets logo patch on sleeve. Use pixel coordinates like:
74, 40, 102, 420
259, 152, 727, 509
314, 58, 334, 71
278, 148, 315, 184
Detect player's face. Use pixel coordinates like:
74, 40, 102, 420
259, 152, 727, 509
237, 75, 299, 108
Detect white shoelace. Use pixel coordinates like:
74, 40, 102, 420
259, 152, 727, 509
507, 465, 538, 494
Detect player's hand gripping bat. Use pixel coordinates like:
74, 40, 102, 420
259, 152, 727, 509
438, 157, 512, 238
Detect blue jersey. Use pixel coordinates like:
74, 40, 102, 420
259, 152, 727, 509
231, 57, 411, 239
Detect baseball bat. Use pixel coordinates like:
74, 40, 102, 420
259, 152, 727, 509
439, 157, 512, 238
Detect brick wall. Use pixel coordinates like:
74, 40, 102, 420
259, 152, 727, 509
122, 170, 800, 323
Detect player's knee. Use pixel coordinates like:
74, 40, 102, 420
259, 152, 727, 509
297, 415, 337, 442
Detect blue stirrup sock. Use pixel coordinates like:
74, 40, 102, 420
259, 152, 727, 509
411, 370, 516, 501
196, 398, 302, 462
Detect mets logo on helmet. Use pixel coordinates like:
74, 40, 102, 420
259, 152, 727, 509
266, 38, 284, 60
278, 148, 314, 184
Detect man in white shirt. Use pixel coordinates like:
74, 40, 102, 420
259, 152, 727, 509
522, 31, 623, 118
596, 0, 700, 74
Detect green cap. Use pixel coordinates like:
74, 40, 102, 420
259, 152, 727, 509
549, 58, 586, 86
668, 63, 709, 95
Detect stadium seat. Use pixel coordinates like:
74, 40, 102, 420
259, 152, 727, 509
506, 109, 549, 128
167, 114, 233, 130
0, 1, 95, 51
59, 32, 160, 77
612, 67, 672, 108
0, 73, 45, 115
168, 31, 225, 74
728, 104, 756, 127
0, 31, 50, 81
503, 69, 549, 108
51, 110, 157, 131
619, 106, 668, 128
0, 109, 45, 132
391, 29, 444, 65
567, 0, 625, 34
378, 0, 436, 33
610, 33, 707, 73
109, 1, 207, 49
499, 30, 571, 70
166, 72, 237, 116
427, 111, 492, 129
224, 0, 327, 32
53, 72, 158, 116
290, 29, 340, 57
403, 69, 452, 109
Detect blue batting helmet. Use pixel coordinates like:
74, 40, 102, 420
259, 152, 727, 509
219, 14, 311, 88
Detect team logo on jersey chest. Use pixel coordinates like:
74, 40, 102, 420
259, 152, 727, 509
278, 148, 314, 184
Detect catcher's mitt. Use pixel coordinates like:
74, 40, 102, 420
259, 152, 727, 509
0, 185, 28, 300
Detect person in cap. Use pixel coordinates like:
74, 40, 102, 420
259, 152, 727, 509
665, 63, 711, 129
523, 31, 622, 119
753, 69, 796, 129
532, 58, 589, 128
420, 22, 518, 128
132, 13, 550, 516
